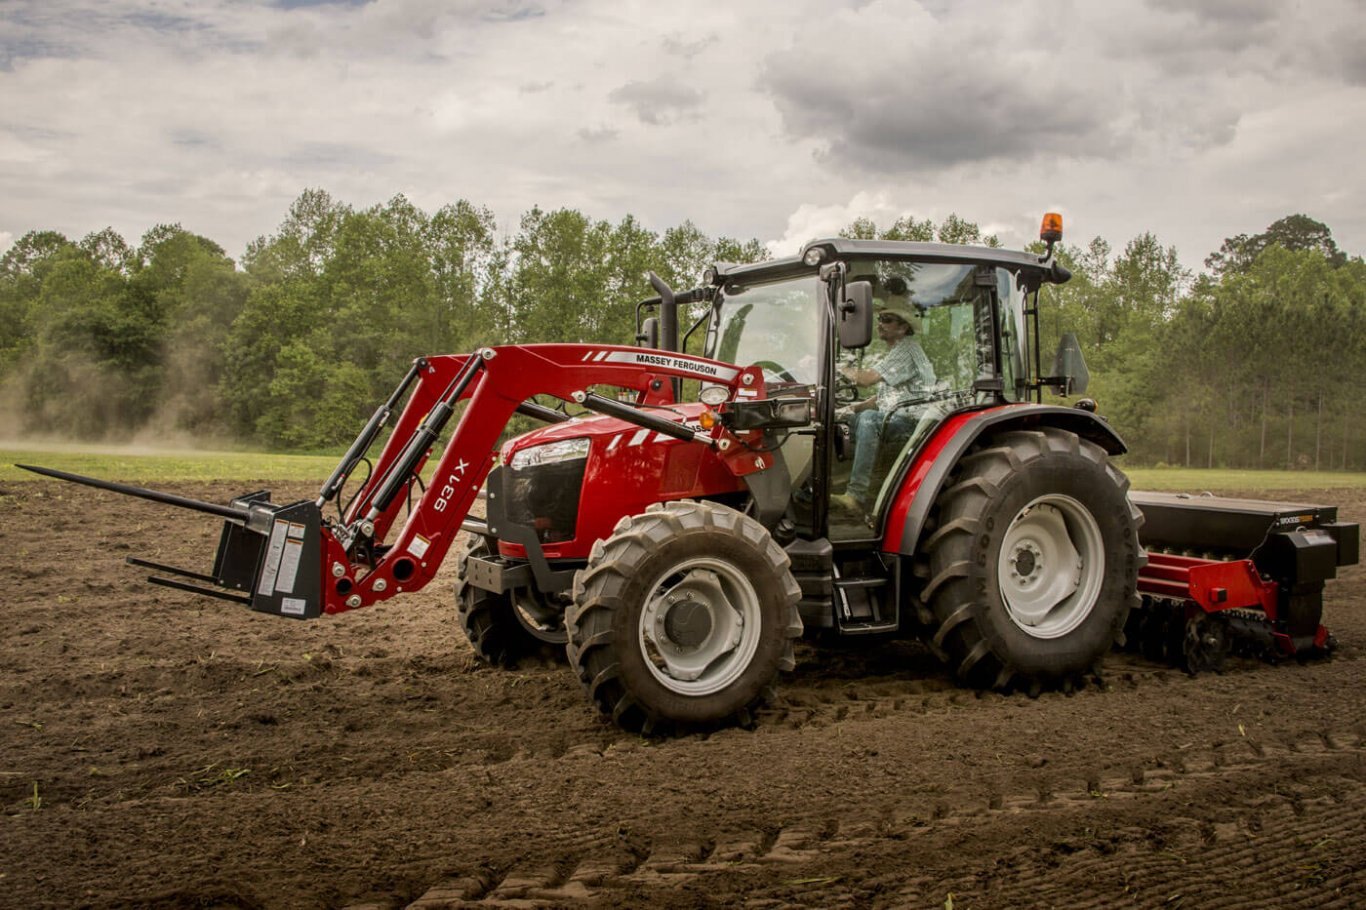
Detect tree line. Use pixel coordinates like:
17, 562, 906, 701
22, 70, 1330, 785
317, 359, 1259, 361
1039, 214, 1363, 470
1, 191, 1360, 469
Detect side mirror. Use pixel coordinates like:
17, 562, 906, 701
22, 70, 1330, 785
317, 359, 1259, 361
838, 280, 874, 350
1050, 332, 1090, 395
638, 315, 660, 349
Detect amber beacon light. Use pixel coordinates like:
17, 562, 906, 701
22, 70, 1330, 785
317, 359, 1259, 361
1040, 212, 1064, 244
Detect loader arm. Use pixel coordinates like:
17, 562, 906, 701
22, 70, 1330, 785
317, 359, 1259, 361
322, 343, 775, 615
17, 344, 782, 619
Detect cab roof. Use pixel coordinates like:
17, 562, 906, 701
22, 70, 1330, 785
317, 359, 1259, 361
712, 239, 1068, 286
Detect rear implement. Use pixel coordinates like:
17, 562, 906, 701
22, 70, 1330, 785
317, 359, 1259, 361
1128, 491, 1358, 672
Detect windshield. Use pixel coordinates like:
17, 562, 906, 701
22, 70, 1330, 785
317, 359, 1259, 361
706, 274, 822, 385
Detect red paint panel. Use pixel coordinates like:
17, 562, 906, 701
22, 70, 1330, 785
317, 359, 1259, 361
499, 402, 746, 561
1138, 552, 1280, 617
880, 407, 1009, 553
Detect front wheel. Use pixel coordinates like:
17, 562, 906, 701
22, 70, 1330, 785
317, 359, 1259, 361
455, 537, 568, 667
566, 501, 802, 733
920, 427, 1143, 691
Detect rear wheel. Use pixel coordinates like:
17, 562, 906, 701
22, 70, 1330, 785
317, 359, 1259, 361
455, 537, 567, 667
566, 500, 802, 733
920, 428, 1143, 691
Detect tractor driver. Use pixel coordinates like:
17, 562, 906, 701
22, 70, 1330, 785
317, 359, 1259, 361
835, 283, 935, 515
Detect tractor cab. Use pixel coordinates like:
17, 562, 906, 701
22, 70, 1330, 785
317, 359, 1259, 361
685, 237, 1069, 544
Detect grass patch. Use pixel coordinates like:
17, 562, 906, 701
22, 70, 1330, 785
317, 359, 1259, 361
1123, 467, 1366, 493
3, 444, 1364, 494
0, 445, 339, 484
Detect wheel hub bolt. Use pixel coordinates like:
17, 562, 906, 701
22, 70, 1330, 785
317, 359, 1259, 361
1012, 542, 1042, 580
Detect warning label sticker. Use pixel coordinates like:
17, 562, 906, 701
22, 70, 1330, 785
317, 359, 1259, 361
256, 519, 291, 597
280, 597, 307, 616
275, 537, 303, 594
407, 534, 431, 559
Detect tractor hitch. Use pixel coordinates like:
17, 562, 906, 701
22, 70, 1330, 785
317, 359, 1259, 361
16, 464, 324, 619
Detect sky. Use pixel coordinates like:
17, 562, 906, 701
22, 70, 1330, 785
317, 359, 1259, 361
2, 0, 1364, 272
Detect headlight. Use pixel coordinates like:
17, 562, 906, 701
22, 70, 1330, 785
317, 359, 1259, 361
699, 385, 729, 406
509, 437, 591, 469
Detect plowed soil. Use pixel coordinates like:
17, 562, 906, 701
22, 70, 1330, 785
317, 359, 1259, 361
1, 480, 1363, 909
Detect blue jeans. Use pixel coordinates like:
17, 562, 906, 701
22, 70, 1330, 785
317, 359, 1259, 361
847, 408, 915, 504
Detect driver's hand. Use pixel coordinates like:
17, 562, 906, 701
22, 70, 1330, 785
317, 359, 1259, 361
835, 405, 854, 422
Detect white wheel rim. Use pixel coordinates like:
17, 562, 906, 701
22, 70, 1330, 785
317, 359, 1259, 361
998, 494, 1105, 640
637, 556, 762, 696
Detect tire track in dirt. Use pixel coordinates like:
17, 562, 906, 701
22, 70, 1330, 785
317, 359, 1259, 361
935, 779, 1366, 909
398, 824, 834, 908
380, 730, 1364, 908
757, 643, 1355, 733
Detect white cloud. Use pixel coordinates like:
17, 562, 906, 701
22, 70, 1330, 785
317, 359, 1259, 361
609, 77, 706, 126
765, 193, 902, 257
0, 0, 1363, 272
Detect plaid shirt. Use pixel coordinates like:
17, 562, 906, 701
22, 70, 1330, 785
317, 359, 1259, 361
874, 338, 935, 412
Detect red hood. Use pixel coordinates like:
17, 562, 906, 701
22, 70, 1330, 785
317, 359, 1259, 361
496, 401, 742, 560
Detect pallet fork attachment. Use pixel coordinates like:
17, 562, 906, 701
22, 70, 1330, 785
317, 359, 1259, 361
16, 464, 325, 618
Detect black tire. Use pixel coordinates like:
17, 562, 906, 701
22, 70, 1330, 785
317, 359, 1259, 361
455, 536, 567, 667
919, 427, 1143, 691
566, 500, 802, 733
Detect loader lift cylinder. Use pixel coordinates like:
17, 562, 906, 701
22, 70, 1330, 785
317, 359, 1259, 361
577, 392, 713, 446
363, 354, 487, 525
515, 400, 571, 425
317, 358, 426, 508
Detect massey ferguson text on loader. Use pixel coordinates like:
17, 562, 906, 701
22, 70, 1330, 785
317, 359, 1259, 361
22, 214, 1358, 733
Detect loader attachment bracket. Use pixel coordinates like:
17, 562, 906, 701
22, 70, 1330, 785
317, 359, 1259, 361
132, 496, 324, 618
217, 498, 325, 619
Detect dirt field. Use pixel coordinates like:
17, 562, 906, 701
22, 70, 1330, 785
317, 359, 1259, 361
1, 480, 1363, 909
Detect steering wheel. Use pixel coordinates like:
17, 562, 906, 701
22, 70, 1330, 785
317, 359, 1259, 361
753, 360, 799, 384
834, 366, 860, 404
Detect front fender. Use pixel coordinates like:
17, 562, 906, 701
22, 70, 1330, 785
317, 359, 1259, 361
881, 404, 1127, 556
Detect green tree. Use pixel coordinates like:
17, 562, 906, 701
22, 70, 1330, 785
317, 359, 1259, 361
499, 207, 627, 346
0, 230, 73, 374
223, 191, 495, 448
1206, 214, 1347, 276
133, 226, 248, 434
840, 213, 990, 245
19, 235, 158, 436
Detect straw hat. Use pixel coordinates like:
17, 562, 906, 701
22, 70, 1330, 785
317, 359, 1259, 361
875, 297, 924, 332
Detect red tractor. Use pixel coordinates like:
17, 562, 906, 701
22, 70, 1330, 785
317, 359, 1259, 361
25, 215, 1358, 733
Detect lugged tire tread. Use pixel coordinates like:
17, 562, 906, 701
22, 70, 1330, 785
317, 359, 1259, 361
921, 559, 972, 603
455, 536, 565, 667
565, 499, 802, 733
923, 426, 1144, 694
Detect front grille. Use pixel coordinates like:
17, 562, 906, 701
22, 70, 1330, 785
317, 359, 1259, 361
503, 458, 587, 543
